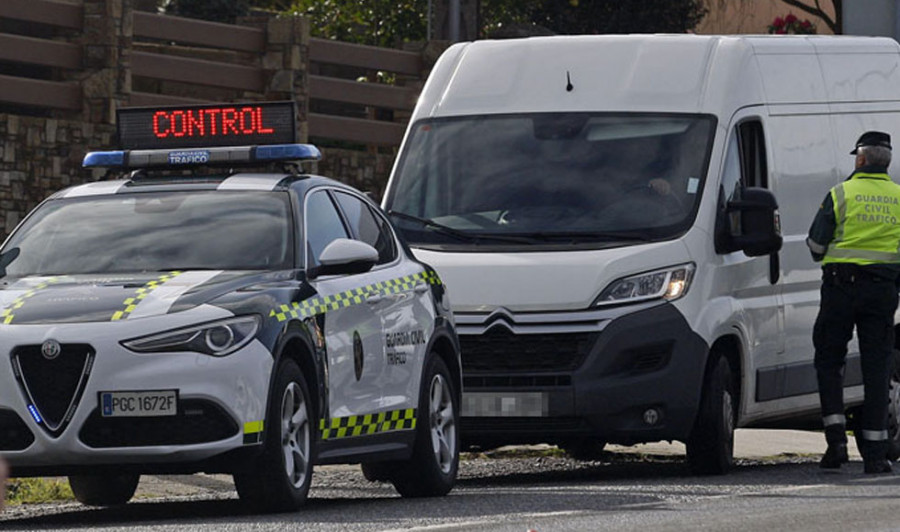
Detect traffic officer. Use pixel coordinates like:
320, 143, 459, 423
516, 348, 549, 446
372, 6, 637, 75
806, 131, 900, 474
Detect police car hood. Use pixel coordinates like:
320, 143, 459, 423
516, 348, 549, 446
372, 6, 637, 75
412, 240, 691, 312
0, 270, 272, 324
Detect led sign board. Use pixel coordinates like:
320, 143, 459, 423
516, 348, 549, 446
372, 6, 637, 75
117, 102, 297, 150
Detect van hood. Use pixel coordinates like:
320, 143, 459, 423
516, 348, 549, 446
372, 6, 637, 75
0, 270, 270, 324
412, 241, 691, 313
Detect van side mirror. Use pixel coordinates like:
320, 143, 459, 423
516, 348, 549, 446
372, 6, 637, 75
308, 238, 378, 279
728, 187, 783, 257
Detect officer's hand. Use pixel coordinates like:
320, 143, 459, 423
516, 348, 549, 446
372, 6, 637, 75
648, 178, 671, 196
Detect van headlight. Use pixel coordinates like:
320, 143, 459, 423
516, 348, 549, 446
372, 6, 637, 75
593, 263, 695, 307
122, 315, 261, 357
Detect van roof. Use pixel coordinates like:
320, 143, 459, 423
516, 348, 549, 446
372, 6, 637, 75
417, 35, 900, 118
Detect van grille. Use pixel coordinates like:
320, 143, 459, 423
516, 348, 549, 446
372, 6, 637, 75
460, 330, 595, 373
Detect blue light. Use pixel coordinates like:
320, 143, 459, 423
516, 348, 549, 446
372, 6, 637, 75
83, 151, 126, 168
27, 404, 43, 424
255, 144, 321, 162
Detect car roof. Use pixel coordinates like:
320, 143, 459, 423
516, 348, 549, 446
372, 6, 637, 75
50, 172, 360, 200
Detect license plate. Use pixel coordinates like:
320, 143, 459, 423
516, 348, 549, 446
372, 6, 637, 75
100, 390, 178, 417
462, 392, 548, 417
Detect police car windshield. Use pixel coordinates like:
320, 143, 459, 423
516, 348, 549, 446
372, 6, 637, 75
1, 191, 292, 276
385, 113, 715, 247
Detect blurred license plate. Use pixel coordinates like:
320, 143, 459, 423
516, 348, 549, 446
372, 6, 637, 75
100, 390, 178, 417
461, 392, 548, 417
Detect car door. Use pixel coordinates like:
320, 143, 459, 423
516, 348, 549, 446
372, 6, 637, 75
332, 191, 434, 413
303, 188, 386, 419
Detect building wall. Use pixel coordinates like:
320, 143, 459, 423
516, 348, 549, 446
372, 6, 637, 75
696, 0, 835, 35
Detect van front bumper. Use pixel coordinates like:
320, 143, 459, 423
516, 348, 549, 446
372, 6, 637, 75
456, 302, 709, 448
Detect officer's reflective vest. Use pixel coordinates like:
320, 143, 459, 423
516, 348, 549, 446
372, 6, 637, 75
823, 172, 900, 265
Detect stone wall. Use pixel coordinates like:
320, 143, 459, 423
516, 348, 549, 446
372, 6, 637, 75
0, 114, 115, 235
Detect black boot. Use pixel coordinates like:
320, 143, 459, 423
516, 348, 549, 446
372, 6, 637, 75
820, 443, 849, 469
863, 459, 892, 474
820, 425, 849, 469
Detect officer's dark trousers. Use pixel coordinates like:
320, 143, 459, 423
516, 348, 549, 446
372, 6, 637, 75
813, 265, 898, 459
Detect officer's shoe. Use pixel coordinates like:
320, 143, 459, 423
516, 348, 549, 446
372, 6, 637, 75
863, 459, 893, 474
819, 443, 849, 469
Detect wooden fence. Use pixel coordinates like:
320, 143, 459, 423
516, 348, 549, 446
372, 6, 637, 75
0, 0, 427, 147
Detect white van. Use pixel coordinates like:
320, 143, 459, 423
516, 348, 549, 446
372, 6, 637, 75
381, 34, 900, 473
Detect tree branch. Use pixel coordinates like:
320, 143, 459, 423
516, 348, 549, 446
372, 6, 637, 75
778, 0, 837, 33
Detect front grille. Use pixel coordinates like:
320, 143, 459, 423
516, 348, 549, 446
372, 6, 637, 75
13, 344, 94, 435
464, 375, 572, 388
0, 409, 35, 451
79, 399, 239, 448
460, 330, 596, 373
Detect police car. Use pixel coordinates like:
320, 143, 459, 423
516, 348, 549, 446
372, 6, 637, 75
0, 102, 461, 512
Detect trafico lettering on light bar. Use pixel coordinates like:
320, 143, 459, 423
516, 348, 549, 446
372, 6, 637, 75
152, 106, 275, 140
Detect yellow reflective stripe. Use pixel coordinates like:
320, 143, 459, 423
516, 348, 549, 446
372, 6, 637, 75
110, 271, 183, 321
0, 277, 62, 325
243, 420, 264, 435
269, 270, 443, 323
319, 408, 417, 440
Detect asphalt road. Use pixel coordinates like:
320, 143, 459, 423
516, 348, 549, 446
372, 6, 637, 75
2, 430, 899, 532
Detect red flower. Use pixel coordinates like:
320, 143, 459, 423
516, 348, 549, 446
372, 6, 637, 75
772, 16, 785, 28
776, 28, 786, 34
800, 20, 811, 29
785, 13, 798, 24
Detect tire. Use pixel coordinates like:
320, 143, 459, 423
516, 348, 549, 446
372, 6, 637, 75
68, 474, 139, 506
561, 439, 607, 461
686, 355, 735, 475
234, 358, 314, 513
360, 462, 392, 482
390, 356, 459, 498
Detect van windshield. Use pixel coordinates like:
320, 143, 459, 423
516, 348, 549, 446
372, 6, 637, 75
385, 113, 716, 248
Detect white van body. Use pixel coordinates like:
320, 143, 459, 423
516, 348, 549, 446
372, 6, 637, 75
382, 35, 900, 471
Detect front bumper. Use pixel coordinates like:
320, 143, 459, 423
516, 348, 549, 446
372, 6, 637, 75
0, 311, 273, 475
458, 302, 708, 447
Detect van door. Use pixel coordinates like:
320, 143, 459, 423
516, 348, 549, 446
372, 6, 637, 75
750, 107, 838, 417
716, 114, 787, 418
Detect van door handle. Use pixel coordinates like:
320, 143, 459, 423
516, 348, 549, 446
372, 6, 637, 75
366, 292, 385, 304
414, 283, 429, 294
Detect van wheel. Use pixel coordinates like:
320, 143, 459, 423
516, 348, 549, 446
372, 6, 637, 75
390, 356, 459, 498
234, 358, 313, 512
68, 474, 139, 506
686, 356, 735, 475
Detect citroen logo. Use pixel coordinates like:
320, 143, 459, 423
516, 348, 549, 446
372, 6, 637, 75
41, 339, 61, 360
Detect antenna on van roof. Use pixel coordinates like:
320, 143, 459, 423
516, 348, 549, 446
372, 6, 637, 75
566, 71, 574, 92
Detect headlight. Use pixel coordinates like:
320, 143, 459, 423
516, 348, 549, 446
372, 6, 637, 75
594, 263, 695, 307
122, 315, 261, 357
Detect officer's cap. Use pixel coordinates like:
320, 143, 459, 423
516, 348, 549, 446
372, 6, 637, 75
851, 131, 892, 154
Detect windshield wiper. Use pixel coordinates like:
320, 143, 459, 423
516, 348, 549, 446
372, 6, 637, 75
387, 211, 534, 244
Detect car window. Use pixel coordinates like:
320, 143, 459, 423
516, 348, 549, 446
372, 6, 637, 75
2, 191, 292, 275
305, 190, 350, 268
333, 191, 397, 265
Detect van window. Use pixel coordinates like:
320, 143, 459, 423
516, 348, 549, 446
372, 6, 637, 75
385, 113, 716, 248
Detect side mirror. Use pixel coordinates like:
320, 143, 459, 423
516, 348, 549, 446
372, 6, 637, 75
308, 238, 378, 279
728, 187, 783, 257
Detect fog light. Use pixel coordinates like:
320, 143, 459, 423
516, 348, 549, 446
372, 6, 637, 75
643, 408, 660, 426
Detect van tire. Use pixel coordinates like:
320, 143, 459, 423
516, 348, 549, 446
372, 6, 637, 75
68, 474, 139, 506
390, 356, 459, 498
234, 358, 313, 512
686, 356, 735, 475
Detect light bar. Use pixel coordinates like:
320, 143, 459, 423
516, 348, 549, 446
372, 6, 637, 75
82, 143, 321, 169
83, 151, 126, 168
